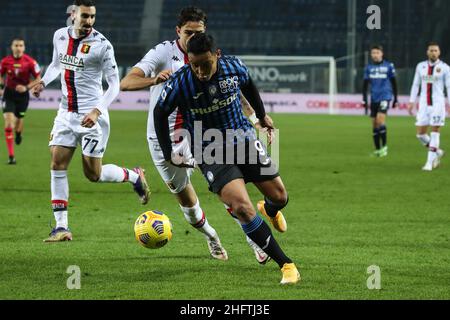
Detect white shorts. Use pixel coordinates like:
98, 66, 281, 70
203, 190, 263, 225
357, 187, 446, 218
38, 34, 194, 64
148, 136, 193, 194
416, 104, 446, 127
49, 109, 110, 158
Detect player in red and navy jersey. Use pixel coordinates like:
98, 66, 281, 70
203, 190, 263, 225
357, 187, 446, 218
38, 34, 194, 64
31, 0, 150, 242
408, 42, 449, 171
0, 38, 41, 164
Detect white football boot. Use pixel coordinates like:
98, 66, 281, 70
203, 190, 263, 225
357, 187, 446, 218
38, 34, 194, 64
207, 236, 228, 261
246, 236, 270, 265
433, 149, 445, 169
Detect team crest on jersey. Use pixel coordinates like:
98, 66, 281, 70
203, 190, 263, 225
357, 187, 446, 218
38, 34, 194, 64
436, 68, 442, 73
209, 85, 218, 96
80, 44, 91, 54
219, 76, 239, 94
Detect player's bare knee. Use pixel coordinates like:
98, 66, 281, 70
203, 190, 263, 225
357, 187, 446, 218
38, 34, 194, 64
268, 187, 288, 206
84, 169, 101, 182
4, 120, 15, 129
51, 159, 68, 171
86, 173, 100, 182
231, 201, 256, 222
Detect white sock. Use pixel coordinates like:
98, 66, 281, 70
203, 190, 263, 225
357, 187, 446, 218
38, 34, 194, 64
427, 132, 440, 165
99, 164, 139, 183
51, 170, 69, 229
181, 200, 217, 239
417, 134, 431, 147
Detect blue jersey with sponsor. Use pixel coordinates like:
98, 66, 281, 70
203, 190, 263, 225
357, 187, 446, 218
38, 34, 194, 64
364, 60, 396, 103
156, 55, 255, 149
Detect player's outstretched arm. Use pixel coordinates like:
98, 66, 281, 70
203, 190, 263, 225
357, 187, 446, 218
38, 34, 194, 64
26, 75, 42, 93
154, 106, 173, 162
120, 67, 172, 91
32, 40, 60, 98
408, 64, 421, 115
241, 77, 274, 132
82, 73, 120, 128
154, 80, 179, 162
97, 72, 120, 115
241, 93, 275, 145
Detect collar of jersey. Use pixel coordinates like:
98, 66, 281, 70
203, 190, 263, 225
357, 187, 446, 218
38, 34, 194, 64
212, 58, 224, 79
68, 27, 92, 41
428, 59, 441, 67
371, 60, 384, 65
176, 39, 188, 56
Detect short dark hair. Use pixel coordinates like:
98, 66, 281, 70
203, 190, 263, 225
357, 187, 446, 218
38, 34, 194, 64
11, 37, 25, 44
74, 0, 95, 6
187, 33, 216, 55
371, 44, 383, 52
177, 6, 207, 28
428, 41, 440, 48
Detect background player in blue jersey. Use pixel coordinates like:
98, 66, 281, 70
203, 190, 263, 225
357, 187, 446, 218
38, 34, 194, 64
363, 45, 399, 157
154, 33, 300, 285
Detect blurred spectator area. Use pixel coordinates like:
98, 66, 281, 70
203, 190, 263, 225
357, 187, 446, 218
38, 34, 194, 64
1, 0, 450, 93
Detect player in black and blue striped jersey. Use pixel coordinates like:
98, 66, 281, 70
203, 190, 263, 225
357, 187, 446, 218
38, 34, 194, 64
363, 45, 399, 157
154, 33, 300, 284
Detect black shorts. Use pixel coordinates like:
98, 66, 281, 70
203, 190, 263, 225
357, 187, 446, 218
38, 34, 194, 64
2, 87, 30, 118
198, 139, 280, 194
370, 101, 390, 118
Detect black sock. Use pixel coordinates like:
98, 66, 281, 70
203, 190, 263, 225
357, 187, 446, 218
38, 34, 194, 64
379, 125, 387, 147
242, 215, 292, 268
264, 196, 288, 218
373, 128, 381, 150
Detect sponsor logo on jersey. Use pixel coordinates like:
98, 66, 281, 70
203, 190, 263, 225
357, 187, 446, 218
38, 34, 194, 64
369, 73, 388, 79
193, 92, 204, 100
422, 75, 436, 83
219, 76, 239, 94
59, 53, 85, 71
190, 92, 238, 115
80, 44, 91, 54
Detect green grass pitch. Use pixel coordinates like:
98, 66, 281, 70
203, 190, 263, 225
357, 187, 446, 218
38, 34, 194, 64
0, 110, 449, 300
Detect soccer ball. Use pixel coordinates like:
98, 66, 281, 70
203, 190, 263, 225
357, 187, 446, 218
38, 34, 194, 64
134, 211, 173, 249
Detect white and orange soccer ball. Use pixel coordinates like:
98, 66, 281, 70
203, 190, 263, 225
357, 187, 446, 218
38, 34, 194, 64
134, 211, 173, 249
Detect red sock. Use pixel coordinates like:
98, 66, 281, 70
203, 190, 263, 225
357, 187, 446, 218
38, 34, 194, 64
4, 128, 14, 157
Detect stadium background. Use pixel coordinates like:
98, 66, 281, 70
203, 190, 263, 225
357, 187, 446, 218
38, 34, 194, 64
1, 0, 450, 300
2, 0, 450, 96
